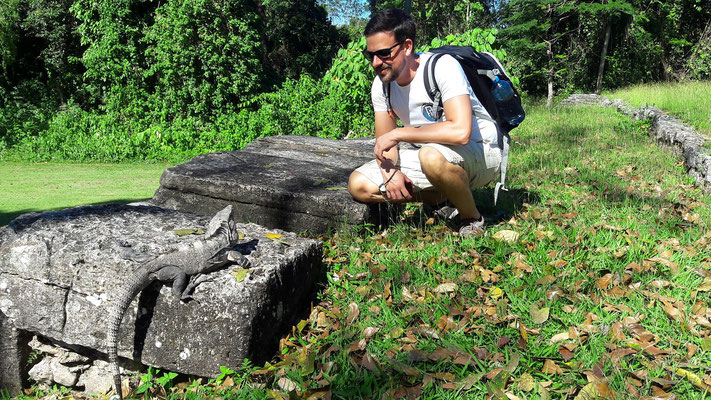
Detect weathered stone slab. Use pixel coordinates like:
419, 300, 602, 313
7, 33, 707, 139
242, 135, 375, 164
152, 136, 396, 233
0, 205, 322, 382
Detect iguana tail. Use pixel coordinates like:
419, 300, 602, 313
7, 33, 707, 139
107, 268, 153, 400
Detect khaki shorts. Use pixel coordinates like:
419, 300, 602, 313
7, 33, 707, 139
354, 141, 502, 192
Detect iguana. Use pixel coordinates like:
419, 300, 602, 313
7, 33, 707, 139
107, 205, 249, 400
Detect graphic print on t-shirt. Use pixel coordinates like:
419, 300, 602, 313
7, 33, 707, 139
421, 104, 437, 121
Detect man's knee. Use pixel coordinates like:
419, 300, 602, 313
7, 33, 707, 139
418, 146, 449, 175
348, 171, 378, 202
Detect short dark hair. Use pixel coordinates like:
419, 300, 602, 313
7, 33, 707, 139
364, 8, 416, 46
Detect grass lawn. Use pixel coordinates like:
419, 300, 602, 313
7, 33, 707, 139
8, 103, 711, 400
0, 161, 170, 226
607, 81, 711, 137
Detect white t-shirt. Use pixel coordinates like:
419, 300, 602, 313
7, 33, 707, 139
371, 53, 498, 145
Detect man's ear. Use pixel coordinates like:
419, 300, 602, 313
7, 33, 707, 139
404, 38, 414, 55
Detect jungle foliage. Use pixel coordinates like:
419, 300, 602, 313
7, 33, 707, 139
0, 0, 709, 161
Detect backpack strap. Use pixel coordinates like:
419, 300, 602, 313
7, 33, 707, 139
382, 81, 395, 120
423, 53, 445, 120
477, 65, 507, 202
494, 131, 510, 205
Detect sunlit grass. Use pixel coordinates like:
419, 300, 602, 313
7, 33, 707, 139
606, 81, 711, 136
0, 161, 169, 226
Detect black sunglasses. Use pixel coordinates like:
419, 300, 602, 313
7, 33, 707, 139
363, 42, 403, 61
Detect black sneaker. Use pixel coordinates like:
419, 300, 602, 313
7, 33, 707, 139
425, 201, 459, 221
458, 216, 485, 237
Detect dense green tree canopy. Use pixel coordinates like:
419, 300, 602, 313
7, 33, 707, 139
262, 0, 347, 82
0, 0, 709, 160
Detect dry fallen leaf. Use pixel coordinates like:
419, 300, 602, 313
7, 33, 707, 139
549, 259, 568, 268
685, 343, 698, 359
559, 346, 575, 362
574, 382, 617, 400
596, 273, 614, 290
434, 282, 458, 293
662, 301, 679, 321
562, 305, 577, 313
530, 305, 550, 324
518, 373, 535, 392
536, 274, 557, 285
362, 326, 379, 339
550, 332, 570, 344
346, 302, 360, 324
493, 230, 520, 244
490, 286, 504, 300
542, 359, 563, 374
231, 268, 252, 282
277, 377, 298, 392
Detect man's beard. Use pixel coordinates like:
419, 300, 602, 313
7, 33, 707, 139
377, 65, 400, 83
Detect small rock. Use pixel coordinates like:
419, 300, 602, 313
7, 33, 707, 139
28, 358, 53, 386
77, 360, 114, 395
52, 359, 80, 387
28, 357, 79, 387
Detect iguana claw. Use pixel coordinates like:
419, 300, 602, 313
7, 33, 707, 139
181, 274, 214, 301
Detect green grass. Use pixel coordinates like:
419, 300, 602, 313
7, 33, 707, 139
606, 81, 711, 137
0, 161, 170, 226
9, 103, 711, 400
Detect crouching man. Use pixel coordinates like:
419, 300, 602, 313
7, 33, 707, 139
348, 8, 502, 237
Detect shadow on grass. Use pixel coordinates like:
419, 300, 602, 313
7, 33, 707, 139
475, 187, 541, 222
0, 198, 153, 227
388, 187, 541, 231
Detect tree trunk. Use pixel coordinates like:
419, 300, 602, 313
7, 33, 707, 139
545, 4, 554, 107
595, 15, 612, 94
547, 41, 554, 108
404, 0, 412, 15
660, 52, 672, 81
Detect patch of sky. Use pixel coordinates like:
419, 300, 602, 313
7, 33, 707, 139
318, 0, 369, 26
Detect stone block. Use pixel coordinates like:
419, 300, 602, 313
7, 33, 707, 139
152, 136, 396, 234
242, 135, 375, 163
0, 309, 29, 396
0, 205, 322, 379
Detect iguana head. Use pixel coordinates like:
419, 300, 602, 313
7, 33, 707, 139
205, 205, 235, 240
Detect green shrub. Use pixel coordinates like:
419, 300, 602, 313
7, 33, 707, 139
2, 28, 506, 162
0, 80, 55, 151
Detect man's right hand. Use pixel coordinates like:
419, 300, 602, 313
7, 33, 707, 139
382, 170, 414, 201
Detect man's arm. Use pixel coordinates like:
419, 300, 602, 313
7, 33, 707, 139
374, 94, 472, 162
374, 110, 414, 201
